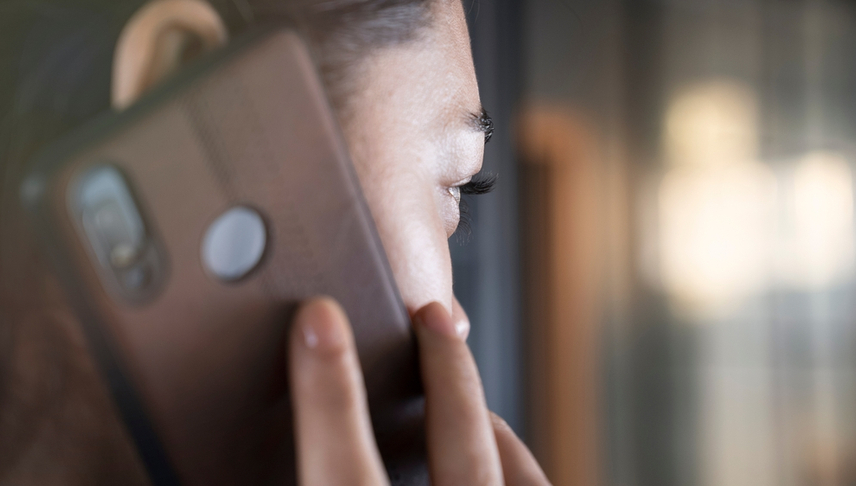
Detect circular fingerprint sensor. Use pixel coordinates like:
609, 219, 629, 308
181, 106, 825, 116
202, 206, 267, 281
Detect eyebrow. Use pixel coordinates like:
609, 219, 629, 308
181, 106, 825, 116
469, 108, 494, 143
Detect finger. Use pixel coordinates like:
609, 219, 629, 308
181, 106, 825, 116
490, 412, 552, 486
289, 298, 388, 485
413, 302, 503, 486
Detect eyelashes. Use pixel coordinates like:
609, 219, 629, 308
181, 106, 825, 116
476, 109, 495, 144
455, 172, 498, 239
460, 172, 498, 196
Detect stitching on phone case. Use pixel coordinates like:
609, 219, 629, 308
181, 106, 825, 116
182, 69, 325, 297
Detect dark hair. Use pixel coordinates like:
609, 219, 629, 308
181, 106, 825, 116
0, 0, 431, 479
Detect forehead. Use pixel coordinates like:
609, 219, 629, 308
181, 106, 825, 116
427, 0, 481, 123
346, 0, 480, 127
339, 0, 484, 187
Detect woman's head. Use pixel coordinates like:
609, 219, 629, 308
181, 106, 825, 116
0, 0, 485, 480
109, 0, 484, 330
2, 0, 484, 307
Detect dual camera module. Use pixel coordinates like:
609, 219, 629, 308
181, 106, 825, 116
72, 165, 268, 303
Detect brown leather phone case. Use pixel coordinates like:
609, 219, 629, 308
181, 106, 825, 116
21, 27, 426, 486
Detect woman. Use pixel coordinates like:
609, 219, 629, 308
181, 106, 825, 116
0, 0, 548, 484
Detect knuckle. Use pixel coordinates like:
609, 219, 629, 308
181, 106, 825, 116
440, 462, 501, 486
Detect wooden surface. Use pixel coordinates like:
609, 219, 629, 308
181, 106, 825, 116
518, 105, 604, 486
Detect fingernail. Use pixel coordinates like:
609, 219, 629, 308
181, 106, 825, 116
414, 302, 464, 339
302, 323, 320, 349
455, 320, 470, 341
490, 412, 513, 433
296, 299, 347, 353
451, 297, 471, 340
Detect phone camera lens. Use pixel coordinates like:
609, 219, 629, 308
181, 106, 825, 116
122, 264, 151, 290
74, 165, 165, 303
110, 242, 140, 268
94, 203, 121, 229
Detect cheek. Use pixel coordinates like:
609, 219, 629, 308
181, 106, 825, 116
346, 140, 455, 315
374, 196, 453, 315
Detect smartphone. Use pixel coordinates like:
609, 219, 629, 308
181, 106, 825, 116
20, 26, 426, 486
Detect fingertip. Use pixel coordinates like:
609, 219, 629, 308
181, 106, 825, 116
451, 297, 471, 341
454, 318, 470, 341
413, 301, 466, 340
490, 412, 553, 486
490, 411, 513, 434
292, 297, 351, 355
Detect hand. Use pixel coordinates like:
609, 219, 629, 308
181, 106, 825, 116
288, 297, 551, 485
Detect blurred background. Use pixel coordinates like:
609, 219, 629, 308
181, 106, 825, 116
456, 0, 856, 485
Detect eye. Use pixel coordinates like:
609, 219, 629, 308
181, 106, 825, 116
453, 173, 498, 238
448, 186, 462, 205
